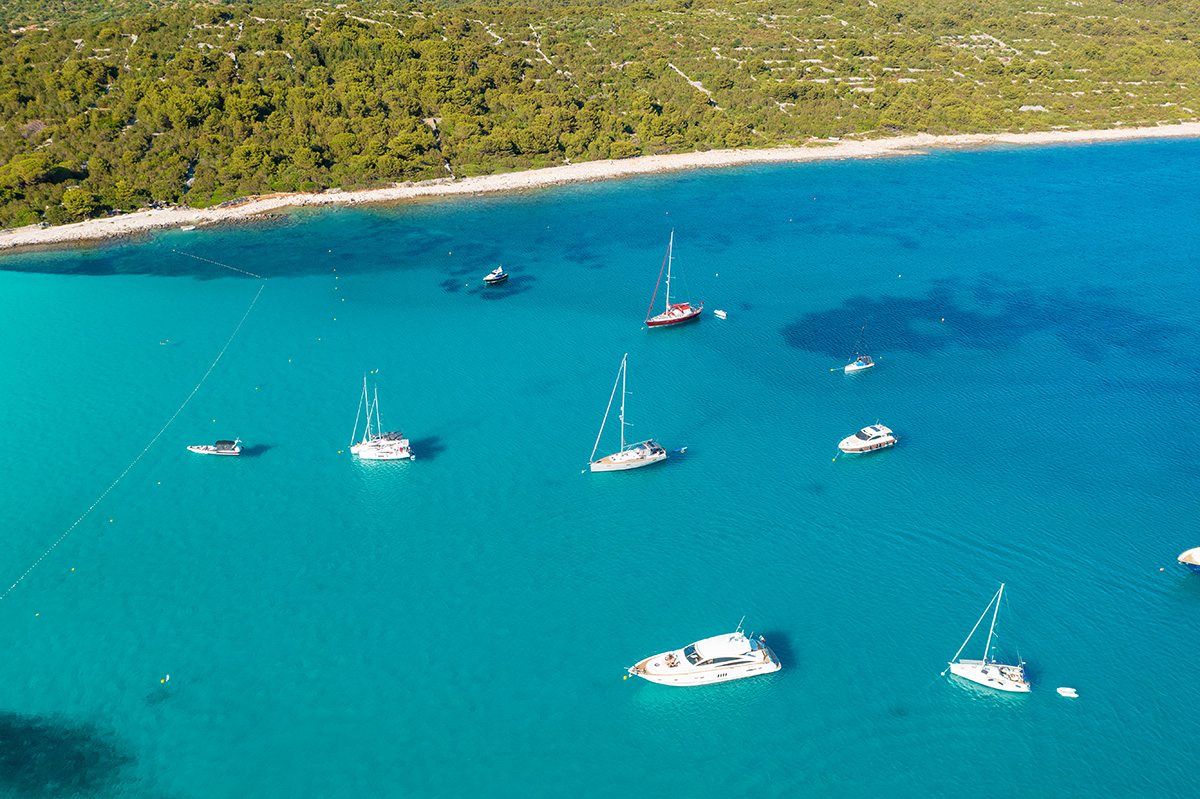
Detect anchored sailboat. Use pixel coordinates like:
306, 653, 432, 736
645, 231, 702, 327
588, 354, 666, 472
844, 322, 874, 373
349, 377, 415, 461
945, 583, 1030, 693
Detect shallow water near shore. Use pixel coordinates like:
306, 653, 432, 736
2, 138, 1199, 798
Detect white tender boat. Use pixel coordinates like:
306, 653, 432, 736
843, 322, 874, 373
945, 583, 1030, 693
350, 377, 415, 461
627, 627, 780, 687
837, 424, 896, 453
187, 438, 241, 456
588, 354, 666, 472
484, 267, 508, 285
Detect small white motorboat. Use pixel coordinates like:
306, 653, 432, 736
187, 438, 242, 456
484, 267, 508, 285
1178, 547, 1200, 573
627, 625, 780, 687
713, 309, 728, 320
1057, 687, 1078, 698
837, 424, 896, 453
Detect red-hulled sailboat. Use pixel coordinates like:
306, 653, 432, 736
645, 231, 702, 328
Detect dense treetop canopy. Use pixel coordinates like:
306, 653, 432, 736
1, 0, 1196, 226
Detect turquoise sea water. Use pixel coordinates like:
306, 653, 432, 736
2, 138, 1200, 798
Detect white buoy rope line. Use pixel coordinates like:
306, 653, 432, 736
0, 255, 266, 603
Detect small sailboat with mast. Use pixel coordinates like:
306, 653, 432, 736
645, 231, 702, 327
844, 322, 874, 373
588, 354, 667, 472
945, 582, 1030, 693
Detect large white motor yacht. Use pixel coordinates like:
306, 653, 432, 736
837, 424, 896, 453
627, 630, 780, 687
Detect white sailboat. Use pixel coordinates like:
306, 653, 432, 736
588, 354, 666, 472
349, 377, 415, 461
844, 322, 874, 373
945, 583, 1030, 693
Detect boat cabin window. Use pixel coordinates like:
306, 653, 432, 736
684, 645, 702, 665
855, 431, 872, 441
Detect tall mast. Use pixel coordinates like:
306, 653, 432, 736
619, 354, 627, 450
372, 385, 381, 438
983, 583, 1004, 662
664, 230, 674, 310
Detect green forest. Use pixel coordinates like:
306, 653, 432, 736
1, 0, 1198, 227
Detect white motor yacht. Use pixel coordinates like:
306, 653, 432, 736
838, 424, 896, 453
187, 438, 242, 456
627, 629, 780, 687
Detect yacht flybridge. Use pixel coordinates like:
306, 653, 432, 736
627, 626, 781, 687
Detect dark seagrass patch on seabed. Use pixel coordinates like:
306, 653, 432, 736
0, 711, 133, 798
783, 275, 1193, 363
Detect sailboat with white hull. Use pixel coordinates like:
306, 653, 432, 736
645, 231, 702, 327
350, 377, 415, 461
588, 354, 667, 472
844, 322, 874, 373
946, 583, 1030, 693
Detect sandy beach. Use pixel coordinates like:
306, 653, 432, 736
3, 123, 1198, 252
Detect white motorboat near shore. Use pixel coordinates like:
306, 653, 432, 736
627, 627, 780, 687
837, 424, 896, 453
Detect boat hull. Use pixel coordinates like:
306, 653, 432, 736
1178, 547, 1200, 572
646, 304, 702, 327
844, 361, 874, 374
484, 274, 508, 285
837, 438, 895, 453
630, 644, 781, 686
186, 446, 241, 456
590, 450, 666, 472
949, 660, 1030, 693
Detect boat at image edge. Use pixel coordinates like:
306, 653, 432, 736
187, 438, 242, 456
587, 353, 666, 472
844, 322, 874, 373
946, 583, 1030, 693
837, 424, 896, 453
349, 377, 415, 461
627, 624, 781, 687
645, 231, 702, 327
1178, 547, 1200, 573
